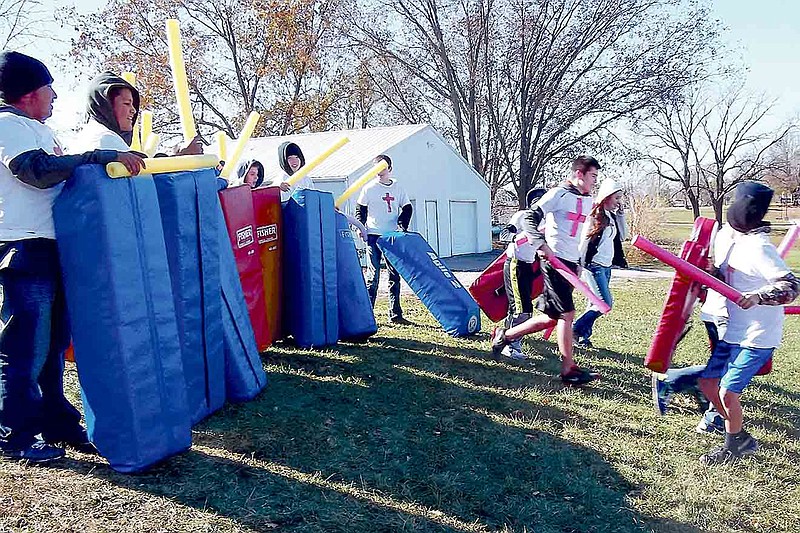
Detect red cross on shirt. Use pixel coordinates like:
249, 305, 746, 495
382, 192, 395, 213
567, 197, 586, 237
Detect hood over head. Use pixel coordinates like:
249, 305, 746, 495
278, 141, 305, 176
237, 159, 265, 188
86, 71, 140, 145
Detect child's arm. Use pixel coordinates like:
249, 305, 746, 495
397, 204, 412, 231
518, 188, 562, 254
742, 273, 800, 306
741, 245, 800, 306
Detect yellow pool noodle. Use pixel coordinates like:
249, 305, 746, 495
140, 111, 153, 143
335, 160, 388, 208
106, 154, 218, 178
143, 133, 161, 157
285, 137, 350, 187
219, 112, 260, 179
130, 121, 141, 152
165, 19, 197, 143
215, 131, 228, 162
121, 72, 136, 86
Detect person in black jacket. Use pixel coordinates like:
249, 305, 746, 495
0, 52, 144, 464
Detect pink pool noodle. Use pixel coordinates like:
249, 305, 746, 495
547, 256, 611, 314
778, 223, 800, 258
631, 235, 743, 303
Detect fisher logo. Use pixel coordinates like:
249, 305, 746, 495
339, 229, 352, 240
468, 315, 479, 334
236, 225, 254, 248
257, 224, 278, 245
426, 251, 462, 289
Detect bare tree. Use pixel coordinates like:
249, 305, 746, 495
1, 0, 44, 50
67, 0, 343, 139
640, 90, 713, 219
695, 90, 794, 222
348, 0, 719, 208
763, 131, 800, 197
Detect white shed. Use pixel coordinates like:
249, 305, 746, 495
238, 124, 492, 258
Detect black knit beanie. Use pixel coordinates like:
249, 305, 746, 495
727, 181, 773, 233
0, 51, 54, 103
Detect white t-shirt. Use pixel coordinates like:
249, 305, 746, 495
270, 172, 314, 202
527, 186, 592, 263
700, 223, 735, 322
578, 209, 617, 267
356, 178, 411, 236
0, 111, 66, 240
69, 119, 130, 153
722, 230, 791, 348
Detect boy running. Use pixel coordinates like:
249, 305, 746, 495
491, 156, 600, 385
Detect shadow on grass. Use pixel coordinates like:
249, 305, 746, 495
45, 340, 704, 533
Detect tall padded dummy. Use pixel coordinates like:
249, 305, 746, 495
282, 189, 339, 347
335, 212, 377, 341
218, 185, 271, 350
153, 168, 225, 423
54, 165, 191, 473
216, 186, 268, 401
251, 186, 283, 346
377, 232, 481, 337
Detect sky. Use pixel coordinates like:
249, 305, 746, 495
10, 0, 800, 140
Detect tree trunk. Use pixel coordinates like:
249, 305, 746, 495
712, 197, 725, 224
686, 188, 700, 220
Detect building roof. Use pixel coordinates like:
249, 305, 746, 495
239, 124, 430, 182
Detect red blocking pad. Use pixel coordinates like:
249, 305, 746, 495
646, 217, 716, 373
468, 254, 544, 323
252, 186, 283, 346
218, 185, 271, 351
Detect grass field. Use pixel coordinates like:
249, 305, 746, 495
2, 281, 800, 532
626, 207, 800, 272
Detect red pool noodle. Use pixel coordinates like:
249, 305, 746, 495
631, 235, 743, 303
548, 256, 611, 314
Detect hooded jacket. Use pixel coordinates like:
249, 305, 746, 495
278, 141, 305, 176
237, 159, 265, 188
85, 72, 140, 146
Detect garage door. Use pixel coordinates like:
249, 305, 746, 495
449, 201, 477, 256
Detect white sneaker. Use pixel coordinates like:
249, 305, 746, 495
501, 341, 527, 361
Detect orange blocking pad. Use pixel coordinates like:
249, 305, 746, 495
252, 186, 283, 345
218, 185, 271, 351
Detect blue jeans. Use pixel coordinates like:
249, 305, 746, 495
0, 239, 83, 451
573, 263, 612, 341
366, 235, 402, 320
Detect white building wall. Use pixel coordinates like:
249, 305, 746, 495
334, 127, 491, 257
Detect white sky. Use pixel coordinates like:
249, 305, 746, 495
12, 0, 800, 141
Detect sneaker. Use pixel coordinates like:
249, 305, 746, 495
696, 410, 725, 435
560, 366, 600, 386
651, 374, 673, 416
491, 327, 508, 359
732, 430, 759, 457
44, 428, 99, 456
574, 338, 594, 349
699, 434, 758, 465
389, 316, 413, 326
501, 341, 527, 361
699, 445, 735, 465
0, 440, 65, 464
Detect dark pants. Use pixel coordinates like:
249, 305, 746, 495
366, 235, 402, 320
0, 239, 82, 451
